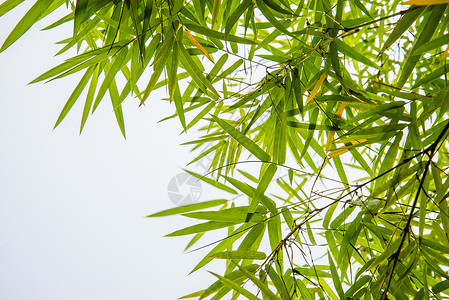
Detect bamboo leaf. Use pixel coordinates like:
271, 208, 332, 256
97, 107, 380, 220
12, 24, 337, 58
183, 207, 266, 222
225, 0, 253, 36
211, 251, 266, 260
381, 6, 425, 53
184, 22, 257, 44
186, 30, 214, 62
247, 164, 277, 219
397, 5, 446, 87
413, 33, 449, 55
200, 264, 259, 299
233, 263, 280, 300
211, 115, 271, 162
306, 71, 327, 104
209, 272, 261, 300
54, 66, 95, 128
335, 39, 381, 69
166, 221, 238, 236
148, 199, 227, 217
0, 0, 25, 18
185, 170, 238, 194
141, 34, 174, 104
178, 42, 220, 97
1, 0, 56, 52
92, 48, 128, 112
403, 0, 449, 5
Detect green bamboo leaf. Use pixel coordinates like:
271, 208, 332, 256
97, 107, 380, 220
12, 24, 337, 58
29, 44, 122, 83
317, 277, 339, 300
323, 202, 338, 229
178, 42, 220, 97
184, 22, 256, 44
267, 213, 282, 260
265, 265, 290, 300
233, 263, 279, 300
301, 107, 319, 157
261, 0, 295, 15
147, 199, 227, 217
51, 47, 123, 82
213, 59, 243, 84
344, 275, 371, 298
397, 5, 446, 88
334, 39, 381, 69
96, 12, 136, 36
212, 115, 271, 162
223, 176, 277, 213
421, 238, 449, 254
254, 0, 291, 37
330, 205, 356, 229
237, 222, 265, 251
73, 0, 88, 35
29, 59, 78, 84
183, 207, 266, 223
184, 101, 215, 132
211, 250, 266, 260
209, 272, 261, 300
288, 169, 293, 185
54, 66, 95, 129
0, 0, 56, 52
166, 221, 238, 236
80, 63, 101, 133
168, 40, 179, 102
185, 170, 238, 194
338, 212, 362, 281
433, 280, 449, 294
328, 253, 344, 299
296, 279, 313, 300
329, 41, 342, 78
56, 17, 101, 55
0, 0, 25, 18
41, 11, 73, 30
225, 0, 253, 36
200, 264, 259, 299
141, 34, 174, 104
92, 48, 128, 112
191, 223, 252, 273
247, 164, 277, 220
108, 77, 126, 138
412, 63, 449, 89
173, 84, 186, 130
185, 232, 205, 251
413, 33, 449, 55
179, 290, 205, 299
186, 140, 224, 166
381, 6, 425, 53
348, 0, 371, 18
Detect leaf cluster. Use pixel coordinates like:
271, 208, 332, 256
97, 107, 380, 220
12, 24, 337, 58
3, 0, 449, 299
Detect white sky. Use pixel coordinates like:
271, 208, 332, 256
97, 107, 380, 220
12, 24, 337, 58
0, 3, 224, 299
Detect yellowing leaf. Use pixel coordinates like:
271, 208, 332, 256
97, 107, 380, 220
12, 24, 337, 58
326, 104, 345, 150
306, 72, 326, 104
328, 139, 367, 157
328, 148, 350, 158
211, 0, 220, 29
402, 0, 449, 5
186, 30, 214, 63
439, 43, 449, 63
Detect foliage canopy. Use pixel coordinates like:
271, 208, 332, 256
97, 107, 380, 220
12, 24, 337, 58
3, 0, 449, 298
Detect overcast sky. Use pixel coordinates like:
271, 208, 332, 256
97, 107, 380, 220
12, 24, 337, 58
0, 3, 224, 299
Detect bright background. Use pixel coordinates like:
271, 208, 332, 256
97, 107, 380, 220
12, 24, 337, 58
0, 2, 220, 299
